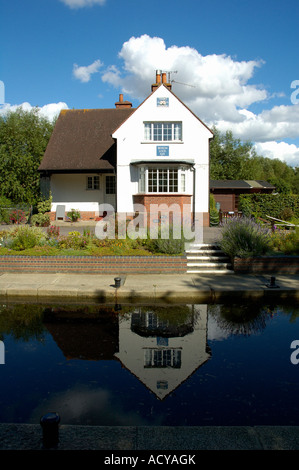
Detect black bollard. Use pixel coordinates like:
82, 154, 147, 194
40, 412, 60, 449
267, 276, 279, 288
114, 277, 121, 288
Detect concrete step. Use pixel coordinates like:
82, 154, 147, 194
185, 243, 233, 274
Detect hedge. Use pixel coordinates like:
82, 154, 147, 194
239, 194, 299, 220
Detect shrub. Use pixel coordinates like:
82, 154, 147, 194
210, 208, 220, 226
10, 226, 47, 251
58, 231, 87, 250
145, 228, 185, 254
269, 228, 299, 255
36, 196, 52, 214
220, 216, 271, 259
280, 207, 294, 221
30, 212, 50, 227
67, 209, 81, 222
47, 225, 60, 238
9, 209, 27, 224
0, 196, 13, 224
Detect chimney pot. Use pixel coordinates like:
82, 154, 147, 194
115, 93, 132, 108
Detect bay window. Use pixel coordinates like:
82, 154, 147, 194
139, 167, 186, 193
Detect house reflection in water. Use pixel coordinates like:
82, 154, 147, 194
115, 305, 211, 400
43, 304, 211, 401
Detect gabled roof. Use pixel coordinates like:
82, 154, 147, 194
39, 108, 135, 172
112, 83, 213, 137
210, 180, 275, 189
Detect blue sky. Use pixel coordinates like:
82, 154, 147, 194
1, 0, 299, 166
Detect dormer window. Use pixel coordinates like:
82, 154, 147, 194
144, 122, 182, 142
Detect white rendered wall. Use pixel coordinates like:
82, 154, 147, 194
112, 85, 212, 214
51, 173, 107, 214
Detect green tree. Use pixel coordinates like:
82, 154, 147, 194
0, 107, 55, 205
210, 127, 255, 179
210, 126, 298, 195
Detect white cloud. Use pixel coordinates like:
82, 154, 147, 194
73, 59, 102, 83
0, 101, 68, 122
254, 141, 299, 167
100, 34, 299, 166
102, 34, 266, 115
59, 0, 105, 8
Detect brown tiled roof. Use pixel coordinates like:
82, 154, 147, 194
39, 108, 135, 172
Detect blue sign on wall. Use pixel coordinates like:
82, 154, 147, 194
156, 145, 169, 156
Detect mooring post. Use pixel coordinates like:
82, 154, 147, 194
40, 412, 61, 449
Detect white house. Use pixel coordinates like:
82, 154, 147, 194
39, 71, 213, 227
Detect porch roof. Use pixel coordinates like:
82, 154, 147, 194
39, 108, 135, 173
130, 159, 195, 166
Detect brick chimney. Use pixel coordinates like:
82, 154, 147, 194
151, 70, 171, 92
115, 93, 132, 108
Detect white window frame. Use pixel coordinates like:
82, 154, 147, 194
138, 166, 187, 194
144, 122, 182, 142
86, 175, 100, 190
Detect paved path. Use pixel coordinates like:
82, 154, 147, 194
1, 423, 299, 450
0, 271, 298, 303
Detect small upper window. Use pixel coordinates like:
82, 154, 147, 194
87, 176, 99, 190
144, 122, 182, 142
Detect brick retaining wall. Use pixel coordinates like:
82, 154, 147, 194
0, 255, 187, 274
233, 256, 299, 274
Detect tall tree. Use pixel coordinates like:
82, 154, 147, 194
210, 126, 298, 194
0, 108, 55, 205
210, 127, 255, 179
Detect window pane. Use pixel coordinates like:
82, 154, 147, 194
153, 123, 162, 141
159, 169, 168, 192
106, 176, 115, 194
144, 123, 151, 140
181, 172, 185, 192
87, 177, 93, 189
139, 167, 145, 192
94, 176, 99, 190
163, 123, 172, 141
174, 123, 182, 140
169, 169, 178, 192
148, 169, 157, 192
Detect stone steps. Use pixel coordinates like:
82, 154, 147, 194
185, 243, 233, 274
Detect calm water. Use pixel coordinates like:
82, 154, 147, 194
0, 300, 298, 426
